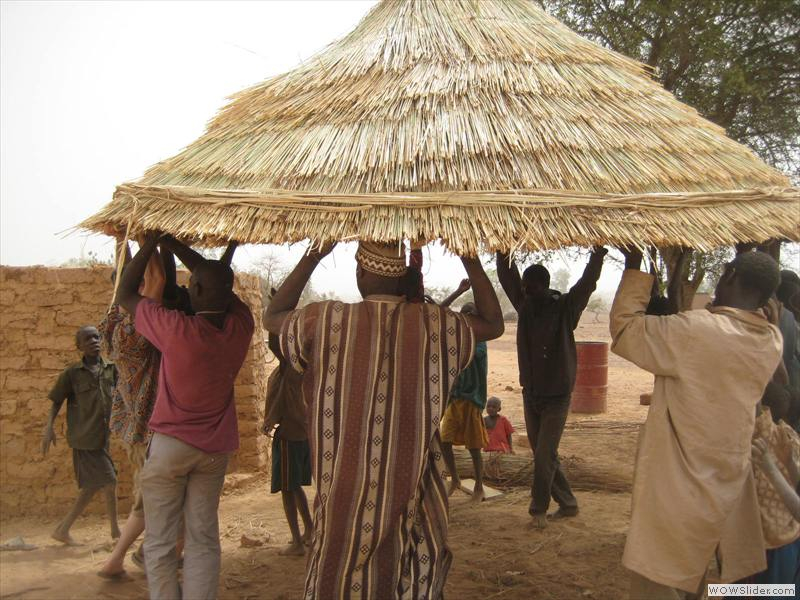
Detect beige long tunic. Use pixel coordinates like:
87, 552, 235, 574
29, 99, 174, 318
610, 271, 782, 592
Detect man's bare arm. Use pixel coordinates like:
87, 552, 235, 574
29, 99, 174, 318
118, 234, 160, 315
568, 247, 607, 305
263, 243, 335, 334
159, 235, 205, 272
221, 241, 238, 266
111, 236, 132, 304
440, 279, 470, 308
461, 256, 504, 342
495, 251, 523, 310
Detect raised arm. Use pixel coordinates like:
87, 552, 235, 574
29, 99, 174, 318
116, 236, 132, 270
609, 248, 691, 377
220, 240, 238, 266
159, 234, 205, 272
495, 251, 523, 311
110, 235, 133, 305
440, 279, 471, 308
161, 247, 177, 292
263, 243, 335, 334
567, 246, 607, 317
141, 250, 166, 302
117, 233, 160, 315
264, 287, 293, 362
460, 256, 504, 342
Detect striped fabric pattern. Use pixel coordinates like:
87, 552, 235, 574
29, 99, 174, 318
281, 296, 475, 599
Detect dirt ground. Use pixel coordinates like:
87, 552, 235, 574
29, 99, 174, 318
0, 317, 658, 600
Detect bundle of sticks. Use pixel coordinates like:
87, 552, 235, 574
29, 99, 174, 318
452, 448, 631, 493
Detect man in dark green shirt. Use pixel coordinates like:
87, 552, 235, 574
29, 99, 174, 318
43, 325, 120, 545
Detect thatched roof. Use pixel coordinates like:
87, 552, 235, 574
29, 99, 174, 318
81, 0, 798, 253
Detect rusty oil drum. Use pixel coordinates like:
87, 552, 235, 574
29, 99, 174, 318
571, 341, 609, 413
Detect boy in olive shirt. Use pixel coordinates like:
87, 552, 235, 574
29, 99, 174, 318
43, 325, 120, 545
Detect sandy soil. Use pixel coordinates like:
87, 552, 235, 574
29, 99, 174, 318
0, 317, 661, 600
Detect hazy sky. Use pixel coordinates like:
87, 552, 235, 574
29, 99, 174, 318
2, 1, 790, 301
1, 0, 617, 301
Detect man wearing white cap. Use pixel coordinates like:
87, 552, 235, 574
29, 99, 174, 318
264, 240, 504, 600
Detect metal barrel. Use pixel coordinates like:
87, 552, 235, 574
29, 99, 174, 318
571, 341, 609, 413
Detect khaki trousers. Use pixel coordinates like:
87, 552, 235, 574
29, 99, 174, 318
141, 433, 229, 600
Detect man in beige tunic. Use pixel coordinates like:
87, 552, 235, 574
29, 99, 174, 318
610, 249, 783, 599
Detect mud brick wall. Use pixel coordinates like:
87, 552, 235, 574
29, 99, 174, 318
0, 266, 269, 519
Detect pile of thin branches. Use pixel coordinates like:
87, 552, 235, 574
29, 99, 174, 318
452, 448, 631, 493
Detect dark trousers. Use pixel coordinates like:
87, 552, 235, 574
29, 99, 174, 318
522, 389, 577, 515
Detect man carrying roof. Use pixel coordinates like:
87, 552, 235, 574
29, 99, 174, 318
264, 241, 504, 600
611, 249, 782, 598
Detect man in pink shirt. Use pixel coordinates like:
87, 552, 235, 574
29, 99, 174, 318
117, 233, 254, 600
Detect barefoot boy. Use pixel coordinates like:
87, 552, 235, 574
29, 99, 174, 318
484, 397, 515, 454
263, 328, 313, 556
43, 325, 120, 545
441, 302, 490, 502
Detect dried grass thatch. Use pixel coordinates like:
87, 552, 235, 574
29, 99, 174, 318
452, 448, 631, 493
80, 0, 799, 252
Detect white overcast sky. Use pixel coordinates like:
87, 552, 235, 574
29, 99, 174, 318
1, 1, 793, 301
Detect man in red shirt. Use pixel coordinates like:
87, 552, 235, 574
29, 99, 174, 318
117, 233, 254, 600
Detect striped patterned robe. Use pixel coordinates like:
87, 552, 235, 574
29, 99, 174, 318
281, 296, 475, 599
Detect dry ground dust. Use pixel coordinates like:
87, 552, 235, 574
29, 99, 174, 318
1, 319, 666, 600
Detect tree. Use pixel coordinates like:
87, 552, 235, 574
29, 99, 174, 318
246, 250, 287, 292
552, 268, 570, 292
544, 0, 799, 177
586, 295, 609, 323
543, 0, 800, 309
60, 250, 112, 268
245, 250, 332, 308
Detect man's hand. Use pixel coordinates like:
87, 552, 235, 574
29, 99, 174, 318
752, 437, 778, 472
619, 247, 643, 271
440, 277, 472, 307
41, 426, 56, 457
308, 241, 336, 261
103, 223, 125, 239
135, 231, 161, 248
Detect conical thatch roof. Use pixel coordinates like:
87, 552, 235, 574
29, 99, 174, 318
81, 0, 798, 253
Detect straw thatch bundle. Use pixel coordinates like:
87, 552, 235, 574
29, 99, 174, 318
451, 448, 631, 493
80, 0, 799, 253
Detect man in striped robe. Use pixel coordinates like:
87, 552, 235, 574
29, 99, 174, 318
264, 241, 504, 599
